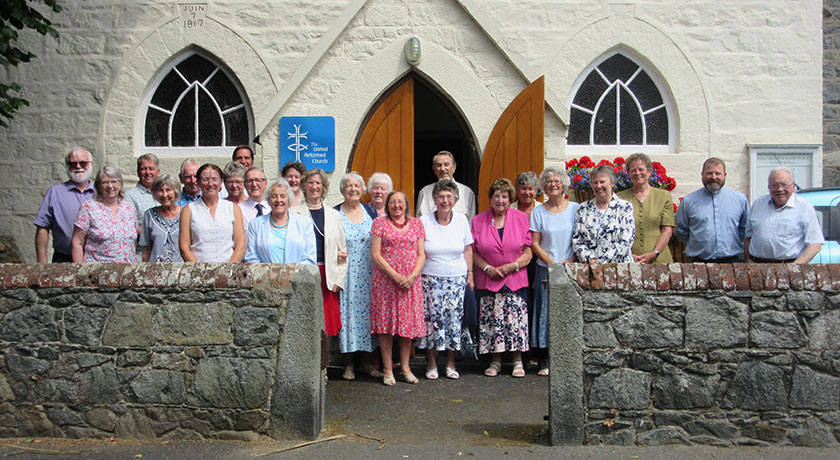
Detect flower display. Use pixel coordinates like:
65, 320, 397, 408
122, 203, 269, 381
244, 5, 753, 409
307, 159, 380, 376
566, 156, 677, 193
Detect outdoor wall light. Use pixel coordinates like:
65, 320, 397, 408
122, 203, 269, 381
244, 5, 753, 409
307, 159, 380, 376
405, 35, 421, 66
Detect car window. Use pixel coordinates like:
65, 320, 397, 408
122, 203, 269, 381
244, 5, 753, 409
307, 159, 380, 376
831, 204, 840, 241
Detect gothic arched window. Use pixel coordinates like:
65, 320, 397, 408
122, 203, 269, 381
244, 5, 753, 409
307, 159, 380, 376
142, 50, 253, 156
568, 52, 675, 153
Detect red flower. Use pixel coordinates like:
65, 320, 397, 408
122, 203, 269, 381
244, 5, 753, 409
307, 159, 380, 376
573, 174, 583, 182
673, 203, 679, 213
613, 157, 626, 165
580, 156, 592, 164
613, 166, 621, 174
665, 177, 677, 191
598, 159, 613, 167
568, 158, 579, 167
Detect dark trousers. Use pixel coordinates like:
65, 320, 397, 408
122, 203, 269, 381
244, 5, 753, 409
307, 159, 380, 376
52, 251, 73, 263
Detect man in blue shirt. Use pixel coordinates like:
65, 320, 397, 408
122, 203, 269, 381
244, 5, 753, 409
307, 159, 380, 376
675, 158, 749, 263
175, 158, 201, 206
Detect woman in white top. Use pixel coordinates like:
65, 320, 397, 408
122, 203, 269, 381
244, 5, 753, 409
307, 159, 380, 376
179, 163, 246, 262
417, 179, 474, 380
529, 167, 579, 376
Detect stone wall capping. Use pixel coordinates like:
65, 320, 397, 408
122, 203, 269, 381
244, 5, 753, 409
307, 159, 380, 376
568, 263, 840, 292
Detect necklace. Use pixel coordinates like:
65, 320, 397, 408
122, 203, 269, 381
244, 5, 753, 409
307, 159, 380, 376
306, 200, 322, 209
270, 216, 289, 229
390, 217, 409, 229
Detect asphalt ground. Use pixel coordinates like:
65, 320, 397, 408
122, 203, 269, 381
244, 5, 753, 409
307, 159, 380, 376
0, 358, 839, 459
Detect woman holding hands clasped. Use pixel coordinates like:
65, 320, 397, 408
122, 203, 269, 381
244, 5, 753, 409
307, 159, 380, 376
616, 153, 674, 263
179, 164, 246, 263
472, 178, 532, 378
417, 179, 473, 380
529, 167, 578, 376
572, 165, 635, 264
370, 191, 426, 386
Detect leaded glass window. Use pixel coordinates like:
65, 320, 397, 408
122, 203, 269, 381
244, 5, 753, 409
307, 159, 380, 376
568, 52, 674, 152
142, 51, 252, 156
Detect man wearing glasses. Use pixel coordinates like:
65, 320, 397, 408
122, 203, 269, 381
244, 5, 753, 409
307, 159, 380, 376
33, 147, 95, 263
239, 167, 269, 232
745, 167, 824, 263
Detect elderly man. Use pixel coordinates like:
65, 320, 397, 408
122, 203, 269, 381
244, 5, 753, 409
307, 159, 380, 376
745, 167, 824, 263
675, 158, 749, 263
34, 146, 95, 263
175, 158, 201, 206
415, 150, 476, 220
125, 153, 161, 225
232, 145, 254, 169
239, 167, 269, 231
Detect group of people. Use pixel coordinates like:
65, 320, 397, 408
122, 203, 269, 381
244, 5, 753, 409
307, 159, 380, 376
34, 147, 825, 386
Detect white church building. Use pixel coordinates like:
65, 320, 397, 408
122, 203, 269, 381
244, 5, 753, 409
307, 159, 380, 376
0, 0, 823, 262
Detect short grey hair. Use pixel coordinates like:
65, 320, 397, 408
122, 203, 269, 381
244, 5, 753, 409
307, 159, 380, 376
223, 161, 246, 180
268, 177, 295, 203
150, 173, 181, 202
180, 158, 199, 176
433, 150, 456, 165
94, 165, 125, 202
590, 165, 616, 188
367, 172, 393, 192
433, 178, 460, 200
515, 171, 539, 189
539, 166, 569, 193
768, 167, 795, 184
340, 172, 366, 196
137, 153, 160, 170
65, 146, 91, 164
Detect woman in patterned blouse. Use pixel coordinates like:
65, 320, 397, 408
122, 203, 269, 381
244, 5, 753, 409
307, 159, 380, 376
71, 166, 137, 263
572, 165, 635, 264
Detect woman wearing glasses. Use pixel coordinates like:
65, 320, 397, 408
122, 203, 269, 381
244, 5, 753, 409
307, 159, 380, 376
179, 163, 246, 262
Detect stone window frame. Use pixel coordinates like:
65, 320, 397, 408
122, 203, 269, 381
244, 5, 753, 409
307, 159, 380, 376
140, 49, 254, 157
567, 51, 676, 154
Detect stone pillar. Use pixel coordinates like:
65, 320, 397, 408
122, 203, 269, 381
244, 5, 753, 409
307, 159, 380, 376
825, 0, 840, 186
548, 265, 585, 445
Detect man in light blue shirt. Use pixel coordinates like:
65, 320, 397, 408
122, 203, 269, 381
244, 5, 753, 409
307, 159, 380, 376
675, 158, 749, 263
745, 167, 824, 263
175, 158, 201, 207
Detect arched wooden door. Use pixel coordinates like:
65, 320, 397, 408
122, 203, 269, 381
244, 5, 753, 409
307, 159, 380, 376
350, 79, 415, 210
477, 77, 545, 212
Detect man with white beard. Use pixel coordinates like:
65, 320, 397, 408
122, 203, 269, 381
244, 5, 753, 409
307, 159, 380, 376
33, 147, 95, 263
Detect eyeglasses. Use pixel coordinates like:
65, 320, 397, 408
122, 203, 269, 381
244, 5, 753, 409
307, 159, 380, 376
245, 178, 267, 185
67, 161, 90, 168
225, 180, 245, 186
200, 177, 221, 184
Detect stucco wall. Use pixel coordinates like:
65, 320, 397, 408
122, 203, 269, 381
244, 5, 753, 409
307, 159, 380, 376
0, 0, 823, 262
0, 263, 324, 441
549, 262, 840, 447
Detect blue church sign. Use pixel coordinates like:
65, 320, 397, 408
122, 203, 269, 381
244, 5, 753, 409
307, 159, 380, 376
279, 116, 336, 172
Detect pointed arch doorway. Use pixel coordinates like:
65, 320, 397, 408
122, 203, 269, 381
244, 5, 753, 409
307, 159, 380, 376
350, 74, 545, 214
349, 74, 480, 212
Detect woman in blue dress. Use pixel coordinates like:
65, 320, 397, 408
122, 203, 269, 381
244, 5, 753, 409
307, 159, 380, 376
335, 172, 383, 380
530, 167, 579, 376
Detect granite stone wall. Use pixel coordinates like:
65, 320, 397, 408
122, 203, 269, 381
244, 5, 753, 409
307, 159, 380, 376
549, 263, 840, 447
0, 263, 324, 441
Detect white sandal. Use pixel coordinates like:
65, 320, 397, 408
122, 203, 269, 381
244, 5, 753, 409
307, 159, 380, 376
425, 368, 439, 380
445, 367, 459, 379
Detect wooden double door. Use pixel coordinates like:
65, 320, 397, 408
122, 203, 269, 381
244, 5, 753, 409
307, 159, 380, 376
350, 76, 546, 214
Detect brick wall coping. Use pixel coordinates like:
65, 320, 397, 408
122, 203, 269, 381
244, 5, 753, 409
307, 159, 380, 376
565, 262, 840, 291
0, 263, 299, 290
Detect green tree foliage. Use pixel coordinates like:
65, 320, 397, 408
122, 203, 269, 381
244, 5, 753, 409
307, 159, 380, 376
0, 0, 62, 127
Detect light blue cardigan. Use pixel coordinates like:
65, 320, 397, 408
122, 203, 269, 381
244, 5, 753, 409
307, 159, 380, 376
245, 213, 316, 264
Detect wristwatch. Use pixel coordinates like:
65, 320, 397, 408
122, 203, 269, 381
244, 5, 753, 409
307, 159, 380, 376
654, 249, 661, 257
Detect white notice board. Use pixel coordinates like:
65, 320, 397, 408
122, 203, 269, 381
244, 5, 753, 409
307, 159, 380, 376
748, 144, 821, 202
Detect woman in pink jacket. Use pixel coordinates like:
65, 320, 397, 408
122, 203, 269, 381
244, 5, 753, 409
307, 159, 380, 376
471, 178, 533, 378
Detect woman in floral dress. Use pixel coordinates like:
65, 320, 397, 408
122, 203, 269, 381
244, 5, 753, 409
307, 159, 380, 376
370, 191, 426, 386
572, 165, 636, 263
71, 166, 137, 263
335, 172, 382, 381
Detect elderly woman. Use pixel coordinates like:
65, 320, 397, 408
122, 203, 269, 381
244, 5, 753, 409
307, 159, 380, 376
370, 191, 426, 386
417, 179, 473, 380
282, 161, 306, 207
139, 174, 183, 262
572, 165, 635, 263
291, 168, 348, 377
71, 166, 137, 263
335, 172, 381, 380
529, 167, 579, 376
511, 171, 541, 218
245, 178, 316, 264
472, 178, 532, 378
367, 172, 393, 217
617, 153, 675, 263
223, 161, 248, 204
179, 163, 246, 262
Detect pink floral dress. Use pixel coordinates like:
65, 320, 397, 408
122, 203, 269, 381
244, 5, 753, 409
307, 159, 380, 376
74, 199, 137, 262
370, 217, 425, 338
